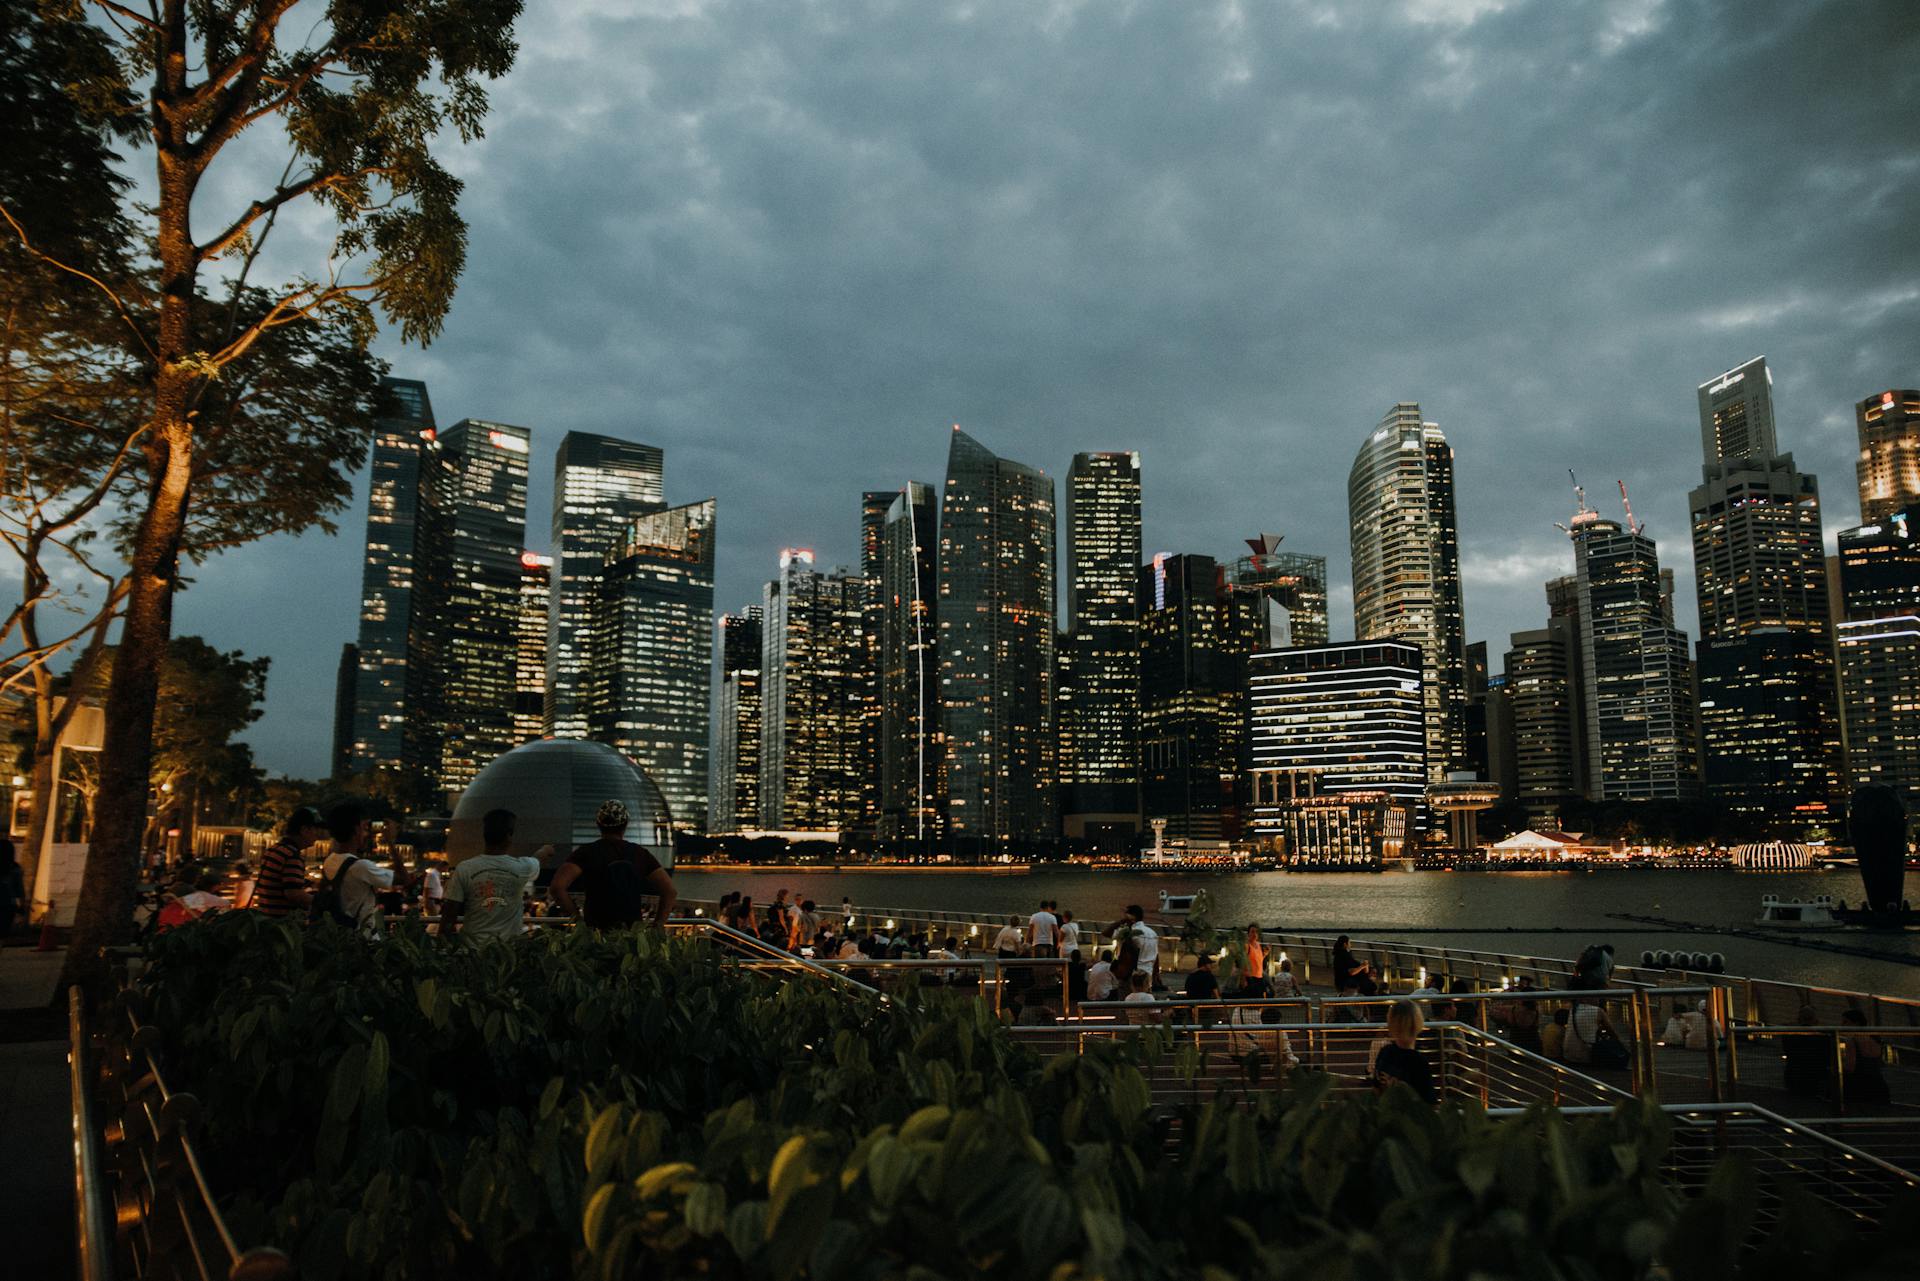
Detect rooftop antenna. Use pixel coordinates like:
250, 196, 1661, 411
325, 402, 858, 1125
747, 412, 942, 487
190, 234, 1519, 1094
1617, 479, 1644, 536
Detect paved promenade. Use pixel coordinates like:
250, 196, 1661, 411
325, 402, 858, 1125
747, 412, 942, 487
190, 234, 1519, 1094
0, 944, 76, 1279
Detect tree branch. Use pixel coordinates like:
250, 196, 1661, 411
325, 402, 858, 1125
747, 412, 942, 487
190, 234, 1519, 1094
0, 204, 157, 361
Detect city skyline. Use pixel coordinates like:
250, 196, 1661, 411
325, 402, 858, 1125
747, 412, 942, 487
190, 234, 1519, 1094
158, 1, 1919, 780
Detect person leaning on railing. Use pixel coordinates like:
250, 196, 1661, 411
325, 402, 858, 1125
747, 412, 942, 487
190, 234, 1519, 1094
1373, 1000, 1438, 1104
548, 800, 677, 928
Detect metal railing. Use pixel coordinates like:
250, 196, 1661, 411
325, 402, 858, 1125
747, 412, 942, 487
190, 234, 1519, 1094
71, 987, 112, 1281
1509, 1103, 1920, 1229
1721, 1024, 1920, 1115
1011, 1019, 1633, 1111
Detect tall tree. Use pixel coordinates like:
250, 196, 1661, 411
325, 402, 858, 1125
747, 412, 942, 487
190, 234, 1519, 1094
0, 0, 522, 983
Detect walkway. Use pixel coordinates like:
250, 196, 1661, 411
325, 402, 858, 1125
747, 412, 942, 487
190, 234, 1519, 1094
0, 945, 75, 1279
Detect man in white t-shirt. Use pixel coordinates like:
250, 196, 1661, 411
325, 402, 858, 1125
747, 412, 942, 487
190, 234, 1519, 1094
1085, 953, 1120, 1002
1125, 904, 1161, 989
993, 916, 1026, 956
318, 803, 401, 937
442, 810, 542, 943
1028, 901, 1060, 958
1058, 909, 1081, 958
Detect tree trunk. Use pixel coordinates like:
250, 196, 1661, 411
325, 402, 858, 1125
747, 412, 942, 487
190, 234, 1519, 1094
19, 736, 55, 916
60, 65, 199, 990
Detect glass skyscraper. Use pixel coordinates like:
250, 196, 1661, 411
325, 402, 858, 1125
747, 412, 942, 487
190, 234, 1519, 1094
513, 552, 552, 747
410, 419, 532, 796
347, 377, 435, 776
547, 432, 664, 737
759, 552, 867, 832
1856, 389, 1920, 525
1058, 451, 1142, 838
1835, 507, 1920, 822
879, 483, 941, 842
1225, 533, 1328, 649
709, 608, 763, 834
938, 427, 1056, 848
1348, 403, 1468, 786
1138, 553, 1239, 841
1568, 502, 1700, 802
586, 499, 715, 832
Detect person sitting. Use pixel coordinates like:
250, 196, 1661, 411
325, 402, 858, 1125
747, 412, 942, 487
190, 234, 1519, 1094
1268, 957, 1303, 999
1541, 1009, 1570, 1060
1184, 953, 1221, 1001
1086, 949, 1121, 1003
1122, 969, 1160, 1023
1495, 977, 1543, 1053
1373, 1000, 1439, 1104
1332, 935, 1376, 996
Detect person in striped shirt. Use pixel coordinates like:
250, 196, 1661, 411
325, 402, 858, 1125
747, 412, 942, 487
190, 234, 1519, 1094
256, 806, 325, 919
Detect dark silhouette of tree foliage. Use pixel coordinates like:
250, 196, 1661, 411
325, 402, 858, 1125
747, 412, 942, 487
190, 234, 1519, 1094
0, 0, 523, 987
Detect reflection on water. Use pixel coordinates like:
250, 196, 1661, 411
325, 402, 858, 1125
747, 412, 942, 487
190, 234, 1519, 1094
674, 865, 1919, 995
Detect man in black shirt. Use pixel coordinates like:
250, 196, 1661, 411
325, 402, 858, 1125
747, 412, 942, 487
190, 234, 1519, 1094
1183, 953, 1221, 1000
549, 800, 678, 928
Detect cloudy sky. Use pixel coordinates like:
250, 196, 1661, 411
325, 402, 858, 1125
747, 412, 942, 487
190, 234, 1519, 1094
170, 0, 1920, 779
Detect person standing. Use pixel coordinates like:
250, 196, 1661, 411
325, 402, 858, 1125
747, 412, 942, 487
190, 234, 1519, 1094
441, 810, 542, 942
788, 898, 821, 953
256, 807, 325, 920
0, 839, 26, 946
1239, 923, 1268, 994
1058, 909, 1081, 958
317, 803, 403, 938
1124, 905, 1161, 989
993, 914, 1026, 957
1028, 900, 1060, 958
550, 800, 678, 929
1373, 1000, 1439, 1104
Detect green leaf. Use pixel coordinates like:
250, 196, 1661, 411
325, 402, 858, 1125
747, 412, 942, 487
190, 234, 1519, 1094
899, 1105, 952, 1143
1081, 1207, 1126, 1269
584, 1106, 623, 1182
537, 1076, 564, 1120
414, 978, 438, 1020
1017, 1182, 1075, 1264
636, 1161, 697, 1202
684, 1181, 727, 1236
866, 1136, 915, 1210
364, 1031, 389, 1098
581, 1183, 618, 1254
725, 1200, 769, 1262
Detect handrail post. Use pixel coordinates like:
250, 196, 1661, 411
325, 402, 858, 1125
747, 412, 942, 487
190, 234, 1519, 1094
1721, 986, 1741, 1092
1704, 988, 1724, 1104
1831, 1030, 1847, 1117
70, 986, 113, 1281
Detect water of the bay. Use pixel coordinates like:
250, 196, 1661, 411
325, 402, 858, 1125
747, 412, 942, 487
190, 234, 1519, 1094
675, 865, 1920, 996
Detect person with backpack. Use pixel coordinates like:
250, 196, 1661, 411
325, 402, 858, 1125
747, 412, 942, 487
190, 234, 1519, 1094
549, 799, 678, 929
315, 803, 403, 937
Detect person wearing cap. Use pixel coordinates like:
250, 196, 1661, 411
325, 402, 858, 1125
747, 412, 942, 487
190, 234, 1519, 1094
256, 805, 326, 919
549, 799, 677, 929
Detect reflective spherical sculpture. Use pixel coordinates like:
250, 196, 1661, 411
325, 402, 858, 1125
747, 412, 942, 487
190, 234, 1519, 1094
447, 739, 675, 868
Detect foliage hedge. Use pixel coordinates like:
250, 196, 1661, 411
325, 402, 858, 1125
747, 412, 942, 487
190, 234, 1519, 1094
127, 914, 1918, 1281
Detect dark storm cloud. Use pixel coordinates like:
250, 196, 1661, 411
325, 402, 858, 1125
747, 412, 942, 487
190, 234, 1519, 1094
172, 0, 1920, 777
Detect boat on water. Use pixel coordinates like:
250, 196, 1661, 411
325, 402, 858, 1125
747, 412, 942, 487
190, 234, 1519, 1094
1158, 890, 1196, 915
1755, 894, 1843, 928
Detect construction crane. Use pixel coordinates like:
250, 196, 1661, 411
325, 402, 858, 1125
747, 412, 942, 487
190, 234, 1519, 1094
1556, 469, 1594, 536
1618, 479, 1645, 536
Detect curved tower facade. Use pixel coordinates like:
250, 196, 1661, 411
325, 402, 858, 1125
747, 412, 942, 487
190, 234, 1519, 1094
1347, 403, 1468, 786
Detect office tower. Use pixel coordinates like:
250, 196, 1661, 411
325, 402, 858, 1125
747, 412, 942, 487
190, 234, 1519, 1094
330, 644, 358, 781
1567, 497, 1699, 801
938, 428, 1056, 848
1505, 620, 1584, 817
1058, 452, 1142, 839
1349, 403, 1468, 784
1690, 368, 1837, 824
410, 419, 532, 796
546, 433, 665, 737
1138, 554, 1241, 841
1483, 676, 1518, 801
347, 376, 435, 775
1225, 534, 1328, 649
512, 553, 552, 747
1835, 508, 1920, 818
759, 551, 867, 832
1461, 640, 1492, 780
586, 499, 716, 831
1245, 641, 1426, 858
856, 492, 894, 834
710, 609, 763, 834
1697, 357, 1779, 465
1857, 389, 1920, 524
879, 483, 941, 841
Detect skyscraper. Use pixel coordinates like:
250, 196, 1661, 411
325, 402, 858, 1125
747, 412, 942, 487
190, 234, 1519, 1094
586, 499, 715, 831
410, 419, 531, 796
1835, 507, 1920, 820
347, 376, 435, 776
513, 552, 552, 747
759, 551, 867, 832
938, 427, 1056, 848
1225, 534, 1329, 649
1504, 620, 1583, 818
857, 492, 895, 834
330, 643, 357, 781
1348, 403, 1468, 786
1697, 356, 1778, 465
1138, 554, 1239, 841
710, 608, 763, 834
879, 483, 941, 842
1689, 364, 1836, 825
1568, 497, 1699, 802
546, 433, 664, 737
1246, 641, 1426, 859
1856, 389, 1920, 524
1058, 451, 1142, 839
